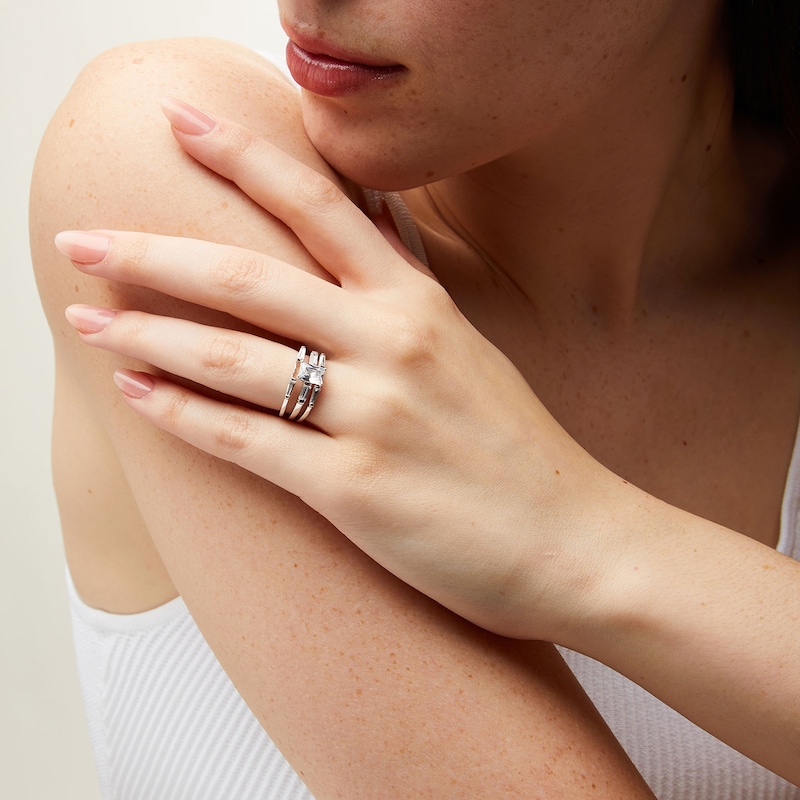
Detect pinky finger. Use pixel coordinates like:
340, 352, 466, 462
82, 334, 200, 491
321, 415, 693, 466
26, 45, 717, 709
113, 369, 332, 502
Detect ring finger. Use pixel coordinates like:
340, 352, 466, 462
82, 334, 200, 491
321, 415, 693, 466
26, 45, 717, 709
64, 304, 344, 428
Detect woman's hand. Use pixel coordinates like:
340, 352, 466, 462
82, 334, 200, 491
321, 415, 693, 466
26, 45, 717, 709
55, 98, 619, 642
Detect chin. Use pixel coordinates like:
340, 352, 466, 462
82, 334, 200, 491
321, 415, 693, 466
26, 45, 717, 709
319, 150, 434, 192
306, 128, 435, 192
300, 97, 454, 191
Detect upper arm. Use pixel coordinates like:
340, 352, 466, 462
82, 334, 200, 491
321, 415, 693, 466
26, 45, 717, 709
30, 38, 652, 799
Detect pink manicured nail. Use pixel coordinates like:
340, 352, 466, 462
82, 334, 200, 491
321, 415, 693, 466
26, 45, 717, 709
65, 304, 116, 334
161, 97, 216, 135
113, 370, 155, 399
54, 231, 111, 264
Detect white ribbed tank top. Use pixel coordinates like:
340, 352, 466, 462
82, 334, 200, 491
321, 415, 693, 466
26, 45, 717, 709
69, 573, 314, 800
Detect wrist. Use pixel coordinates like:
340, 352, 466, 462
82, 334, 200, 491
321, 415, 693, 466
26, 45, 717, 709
530, 467, 663, 652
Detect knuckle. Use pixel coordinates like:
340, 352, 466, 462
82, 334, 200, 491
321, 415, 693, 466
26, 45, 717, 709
350, 371, 411, 438
422, 279, 458, 316
292, 170, 345, 216
345, 440, 383, 485
327, 442, 382, 513
212, 250, 266, 300
199, 333, 248, 379
118, 310, 148, 344
212, 407, 258, 454
386, 312, 441, 370
221, 125, 258, 165
367, 382, 415, 436
161, 389, 191, 429
120, 234, 151, 280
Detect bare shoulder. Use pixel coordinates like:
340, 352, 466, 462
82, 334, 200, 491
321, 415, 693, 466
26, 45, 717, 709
32, 37, 346, 336
33, 37, 346, 269
30, 38, 347, 612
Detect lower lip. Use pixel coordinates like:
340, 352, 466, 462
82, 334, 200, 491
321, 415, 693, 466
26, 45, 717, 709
285, 41, 405, 97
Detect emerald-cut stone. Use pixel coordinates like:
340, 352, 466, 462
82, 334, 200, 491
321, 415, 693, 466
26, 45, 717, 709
298, 361, 326, 386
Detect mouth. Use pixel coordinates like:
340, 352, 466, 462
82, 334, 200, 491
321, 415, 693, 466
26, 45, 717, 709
282, 22, 407, 97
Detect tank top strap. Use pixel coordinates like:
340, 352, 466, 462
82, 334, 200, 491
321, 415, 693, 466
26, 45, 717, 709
362, 188, 429, 267
778, 412, 800, 559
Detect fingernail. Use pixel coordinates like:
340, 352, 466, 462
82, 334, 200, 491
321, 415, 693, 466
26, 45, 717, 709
54, 231, 111, 264
65, 304, 117, 334
161, 97, 216, 135
113, 370, 155, 399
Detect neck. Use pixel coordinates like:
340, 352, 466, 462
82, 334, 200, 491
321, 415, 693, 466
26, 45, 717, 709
404, 12, 762, 333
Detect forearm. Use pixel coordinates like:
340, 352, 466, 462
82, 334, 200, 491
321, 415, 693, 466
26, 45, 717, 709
564, 478, 800, 783
55, 350, 653, 799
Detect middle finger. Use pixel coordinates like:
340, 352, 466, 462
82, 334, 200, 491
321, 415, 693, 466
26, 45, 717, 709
55, 229, 368, 352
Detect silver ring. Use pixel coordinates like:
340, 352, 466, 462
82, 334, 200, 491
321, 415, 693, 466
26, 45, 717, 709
279, 346, 326, 422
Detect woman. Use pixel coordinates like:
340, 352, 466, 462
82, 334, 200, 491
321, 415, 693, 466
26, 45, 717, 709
30, 0, 800, 797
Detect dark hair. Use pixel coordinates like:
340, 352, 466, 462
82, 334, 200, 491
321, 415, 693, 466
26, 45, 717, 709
727, 0, 800, 146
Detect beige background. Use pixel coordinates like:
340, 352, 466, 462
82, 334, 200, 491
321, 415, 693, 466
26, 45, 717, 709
1, 2, 286, 796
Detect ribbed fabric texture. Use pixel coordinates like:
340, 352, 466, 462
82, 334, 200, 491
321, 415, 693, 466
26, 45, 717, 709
68, 578, 314, 800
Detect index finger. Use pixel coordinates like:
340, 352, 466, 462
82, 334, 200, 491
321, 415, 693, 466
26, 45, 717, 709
161, 97, 414, 291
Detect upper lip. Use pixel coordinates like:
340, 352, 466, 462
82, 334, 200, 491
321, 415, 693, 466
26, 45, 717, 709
281, 18, 402, 68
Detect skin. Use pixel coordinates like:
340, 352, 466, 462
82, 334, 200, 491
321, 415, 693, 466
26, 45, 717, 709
29, 0, 800, 794
31, 39, 656, 800
54, 107, 800, 783
290, 0, 723, 187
